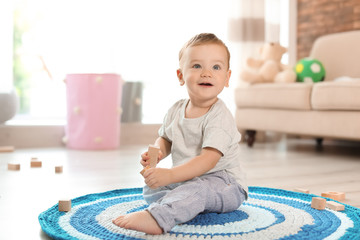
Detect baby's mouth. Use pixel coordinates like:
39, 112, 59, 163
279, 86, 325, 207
199, 83, 213, 86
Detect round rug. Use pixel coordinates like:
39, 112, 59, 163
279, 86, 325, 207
39, 187, 360, 239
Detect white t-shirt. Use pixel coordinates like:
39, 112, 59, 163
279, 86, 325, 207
158, 98, 248, 195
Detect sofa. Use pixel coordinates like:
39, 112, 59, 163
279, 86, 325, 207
234, 30, 360, 147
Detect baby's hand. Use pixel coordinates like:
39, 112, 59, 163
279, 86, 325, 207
140, 152, 150, 168
143, 168, 172, 189
140, 150, 163, 168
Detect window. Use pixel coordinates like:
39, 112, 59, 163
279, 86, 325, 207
12, 0, 291, 124
0, 1, 13, 93
12, 0, 236, 123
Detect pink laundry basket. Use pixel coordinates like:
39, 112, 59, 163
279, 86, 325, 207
65, 73, 123, 150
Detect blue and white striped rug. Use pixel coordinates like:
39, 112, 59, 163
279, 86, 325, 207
39, 187, 360, 239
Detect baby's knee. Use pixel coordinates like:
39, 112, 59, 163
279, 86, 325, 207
143, 185, 172, 204
222, 185, 247, 212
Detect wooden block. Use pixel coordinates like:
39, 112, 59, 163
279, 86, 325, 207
148, 144, 160, 168
8, 163, 20, 171
326, 201, 345, 211
55, 166, 63, 173
140, 165, 150, 176
58, 199, 71, 212
311, 197, 326, 210
31, 159, 42, 167
321, 191, 345, 201
294, 188, 310, 194
0, 146, 15, 152
140, 145, 160, 175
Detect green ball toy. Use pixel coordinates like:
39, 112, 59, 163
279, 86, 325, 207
295, 58, 325, 83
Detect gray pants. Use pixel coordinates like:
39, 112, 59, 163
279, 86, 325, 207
143, 170, 246, 233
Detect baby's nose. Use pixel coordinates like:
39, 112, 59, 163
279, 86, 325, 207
200, 69, 212, 77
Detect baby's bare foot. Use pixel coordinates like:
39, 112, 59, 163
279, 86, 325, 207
112, 210, 163, 235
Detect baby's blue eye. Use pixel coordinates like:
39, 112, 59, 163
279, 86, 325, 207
193, 64, 201, 69
213, 65, 221, 70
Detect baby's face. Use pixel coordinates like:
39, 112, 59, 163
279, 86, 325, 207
178, 44, 231, 105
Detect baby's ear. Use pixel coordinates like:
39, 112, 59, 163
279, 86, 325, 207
177, 69, 185, 86
225, 70, 231, 87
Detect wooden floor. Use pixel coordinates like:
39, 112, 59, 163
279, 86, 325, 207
0, 138, 359, 240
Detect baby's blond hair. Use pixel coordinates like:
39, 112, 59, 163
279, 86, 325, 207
179, 33, 230, 69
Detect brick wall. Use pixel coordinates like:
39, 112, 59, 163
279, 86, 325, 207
297, 0, 360, 60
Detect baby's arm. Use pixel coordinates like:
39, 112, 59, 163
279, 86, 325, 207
154, 137, 172, 159
143, 147, 221, 189
170, 147, 221, 182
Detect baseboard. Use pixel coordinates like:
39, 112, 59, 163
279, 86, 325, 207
0, 123, 161, 148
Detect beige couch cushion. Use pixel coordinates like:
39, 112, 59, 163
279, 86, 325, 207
235, 83, 313, 110
310, 30, 360, 81
312, 80, 360, 110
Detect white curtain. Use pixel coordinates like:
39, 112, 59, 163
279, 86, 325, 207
227, 0, 283, 85
265, 0, 281, 43
228, 0, 265, 66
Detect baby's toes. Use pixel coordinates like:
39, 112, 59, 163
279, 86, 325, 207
112, 216, 125, 226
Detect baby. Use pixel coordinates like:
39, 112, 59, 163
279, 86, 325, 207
113, 33, 248, 235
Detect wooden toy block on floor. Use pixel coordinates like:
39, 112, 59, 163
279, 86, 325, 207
8, 163, 20, 171
31, 158, 42, 167
294, 188, 310, 194
321, 191, 345, 201
55, 166, 63, 173
0, 146, 15, 153
311, 197, 326, 210
59, 199, 71, 212
326, 201, 345, 211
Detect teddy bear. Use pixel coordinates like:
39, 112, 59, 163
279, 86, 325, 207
240, 42, 296, 84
